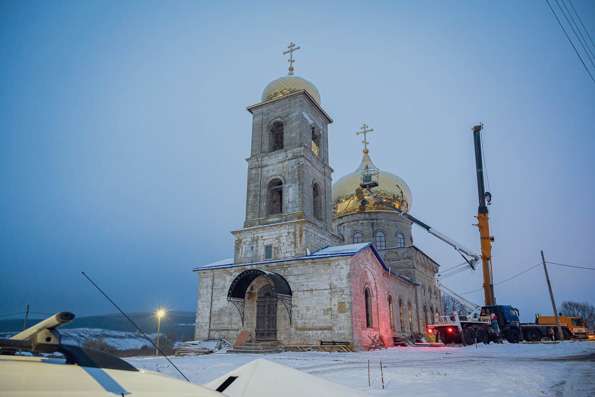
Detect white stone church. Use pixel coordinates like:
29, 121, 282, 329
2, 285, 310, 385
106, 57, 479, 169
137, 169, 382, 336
194, 47, 441, 351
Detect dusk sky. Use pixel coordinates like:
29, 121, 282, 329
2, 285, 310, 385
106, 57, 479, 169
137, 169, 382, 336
1, 0, 594, 321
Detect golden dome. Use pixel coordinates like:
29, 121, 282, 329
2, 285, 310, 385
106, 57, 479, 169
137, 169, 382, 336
262, 75, 321, 104
333, 151, 412, 218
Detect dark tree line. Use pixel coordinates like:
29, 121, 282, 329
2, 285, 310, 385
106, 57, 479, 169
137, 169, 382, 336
561, 301, 594, 330
442, 293, 472, 316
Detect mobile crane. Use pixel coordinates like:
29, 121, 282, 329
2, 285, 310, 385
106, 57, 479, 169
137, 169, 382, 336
425, 124, 524, 344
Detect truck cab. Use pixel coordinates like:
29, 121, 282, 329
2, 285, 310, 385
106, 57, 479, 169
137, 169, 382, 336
536, 315, 588, 339
480, 305, 522, 343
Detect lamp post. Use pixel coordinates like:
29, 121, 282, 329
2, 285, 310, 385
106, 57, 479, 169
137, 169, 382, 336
155, 308, 166, 356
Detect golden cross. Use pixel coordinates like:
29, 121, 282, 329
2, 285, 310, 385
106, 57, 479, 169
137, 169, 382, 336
283, 42, 301, 75
356, 123, 374, 153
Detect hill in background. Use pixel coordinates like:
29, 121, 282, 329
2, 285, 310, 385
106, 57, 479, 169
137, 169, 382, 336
0, 311, 196, 341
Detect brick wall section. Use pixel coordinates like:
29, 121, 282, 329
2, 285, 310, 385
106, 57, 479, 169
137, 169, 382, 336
232, 220, 341, 264
349, 248, 419, 350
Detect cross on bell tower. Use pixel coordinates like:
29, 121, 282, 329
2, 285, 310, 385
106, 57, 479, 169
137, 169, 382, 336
283, 42, 301, 75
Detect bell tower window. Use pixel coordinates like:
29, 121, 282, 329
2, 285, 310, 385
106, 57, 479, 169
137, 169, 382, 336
311, 126, 321, 157
312, 182, 322, 220
267, 179, 283, 215
270, 121, 284, 152
264, 244, 273, 260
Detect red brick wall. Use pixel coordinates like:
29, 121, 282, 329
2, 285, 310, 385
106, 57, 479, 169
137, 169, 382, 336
350, 247, 416, 350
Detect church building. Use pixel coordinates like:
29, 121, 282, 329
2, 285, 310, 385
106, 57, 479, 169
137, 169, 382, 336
194, 44, 441, 351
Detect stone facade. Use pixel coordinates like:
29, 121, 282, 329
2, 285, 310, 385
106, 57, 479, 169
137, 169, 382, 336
195, 255, 354, 345
195, 245, 423, 350
335, 211, 413, 250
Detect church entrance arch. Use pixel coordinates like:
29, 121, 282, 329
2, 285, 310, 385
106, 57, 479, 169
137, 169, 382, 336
226, 269, 293, 332
256, 285, 277, 340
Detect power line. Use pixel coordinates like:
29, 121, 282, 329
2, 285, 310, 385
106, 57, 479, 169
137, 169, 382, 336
0, 312, 26, 319
440, 261, 470, 273
547, 261, 595, 270
557, 0, 595, 69
461, 263, 541, 294
567, 0, 595, 51
439, 267, 472, 280
0, 311, 52, 319
545, 0, 595, 83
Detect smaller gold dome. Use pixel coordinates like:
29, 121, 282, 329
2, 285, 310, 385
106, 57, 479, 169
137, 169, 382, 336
333, 151, 412, 218
262, 75, 321, 104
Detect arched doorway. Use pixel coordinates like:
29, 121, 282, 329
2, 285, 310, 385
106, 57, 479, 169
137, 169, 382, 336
256, 285, 277, 341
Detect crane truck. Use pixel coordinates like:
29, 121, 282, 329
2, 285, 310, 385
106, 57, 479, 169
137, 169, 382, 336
367, 124, 584, 345
424, 124, 588, 345
422, 123, 525, 344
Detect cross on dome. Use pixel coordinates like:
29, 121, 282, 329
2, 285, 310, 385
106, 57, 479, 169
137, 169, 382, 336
283, 42, 301, 75
356, 123, 374, 153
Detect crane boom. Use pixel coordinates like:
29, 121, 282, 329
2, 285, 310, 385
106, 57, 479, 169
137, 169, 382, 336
393, 208, 480, 270
472, 124, 496, 306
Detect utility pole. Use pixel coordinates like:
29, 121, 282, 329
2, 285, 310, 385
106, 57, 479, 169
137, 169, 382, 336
541, 250, 564, 340
22, 304, 30, 330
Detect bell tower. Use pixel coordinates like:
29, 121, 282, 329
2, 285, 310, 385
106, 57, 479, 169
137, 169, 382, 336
232, 43, 340, 264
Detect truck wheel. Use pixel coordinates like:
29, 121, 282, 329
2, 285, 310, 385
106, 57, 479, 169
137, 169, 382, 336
476, 327, 489, 344
463, 326, 478, 345
505, 328, 521, 343
523, 328, 542, 342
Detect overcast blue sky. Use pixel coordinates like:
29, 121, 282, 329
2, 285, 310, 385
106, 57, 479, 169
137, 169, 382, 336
1, 0, 594, 321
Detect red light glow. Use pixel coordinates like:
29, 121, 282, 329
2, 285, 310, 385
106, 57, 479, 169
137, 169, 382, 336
447, 327, 453, 333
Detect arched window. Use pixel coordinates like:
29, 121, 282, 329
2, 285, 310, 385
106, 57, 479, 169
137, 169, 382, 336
374, 230, 386, 249
364, 288, 373, 328
396, 233, 406, 248
399, 298, 405, 332
270, 121, 284, 152
352, 231, 363, 244
311, 126, 321, 157
312, 183, 322, 220
267, 179, 283, 215
388, 295, 395, 330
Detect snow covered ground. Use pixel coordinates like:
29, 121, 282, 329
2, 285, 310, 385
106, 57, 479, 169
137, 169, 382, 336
60, 328, 154, 350
128, 341, 595, 397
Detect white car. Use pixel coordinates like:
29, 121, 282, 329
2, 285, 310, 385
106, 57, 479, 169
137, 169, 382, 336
0, 312, 364, 397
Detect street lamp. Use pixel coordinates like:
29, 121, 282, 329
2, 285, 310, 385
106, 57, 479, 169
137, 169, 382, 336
155, 308, 166, 356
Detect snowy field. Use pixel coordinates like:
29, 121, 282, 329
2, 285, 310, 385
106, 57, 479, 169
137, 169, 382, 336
128, 341, 595, 397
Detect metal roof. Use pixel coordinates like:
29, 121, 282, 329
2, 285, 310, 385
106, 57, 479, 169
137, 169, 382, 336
192, 243, 417, 286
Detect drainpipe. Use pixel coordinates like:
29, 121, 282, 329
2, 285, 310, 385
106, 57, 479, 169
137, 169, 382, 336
207, 270, 215, 339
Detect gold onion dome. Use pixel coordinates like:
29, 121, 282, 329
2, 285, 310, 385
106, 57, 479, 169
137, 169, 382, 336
333, 150, 412, 218
261, 75, 321, 104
